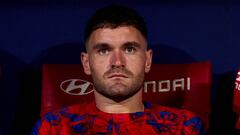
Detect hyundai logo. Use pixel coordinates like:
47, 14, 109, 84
60, 79, 94, 95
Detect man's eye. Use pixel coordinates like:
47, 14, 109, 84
98, 49, 109, 55
125, 47, 136, 54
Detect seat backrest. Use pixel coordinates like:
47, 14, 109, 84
41, 61, 211, 128
233, 70, 240, 129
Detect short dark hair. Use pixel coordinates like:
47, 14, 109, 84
84, 5, 148, 44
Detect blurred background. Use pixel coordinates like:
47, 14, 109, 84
0, 0, 239, 134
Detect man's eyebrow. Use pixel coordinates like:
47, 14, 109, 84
122, 41, 142, 49
92, 43, 110, 50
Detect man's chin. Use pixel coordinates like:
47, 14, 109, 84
98, 88, 138, 102
103, 93, 134, 102
108, 95, 131, 102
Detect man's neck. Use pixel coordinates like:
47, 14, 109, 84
94, 89, 144, 113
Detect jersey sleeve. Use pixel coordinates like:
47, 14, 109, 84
30, 118, 51, 135
181, 111, 206, 135
30, 112, 60, 135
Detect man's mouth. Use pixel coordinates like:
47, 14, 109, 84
108, 74, 128, 78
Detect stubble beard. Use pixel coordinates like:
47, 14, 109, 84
92, 68, 145, 102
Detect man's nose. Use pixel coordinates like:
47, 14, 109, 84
110, 50, 126, 68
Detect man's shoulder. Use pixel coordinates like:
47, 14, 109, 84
41, 102, 95, 122
143, 102, 205, 134
31, 102, 95, 135
60, 102, 95, 114
144, 102, 198, 117
144, 101, 203, 127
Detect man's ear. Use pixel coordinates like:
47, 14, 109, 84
145, 49, 153, 73
81, 52, 91, 75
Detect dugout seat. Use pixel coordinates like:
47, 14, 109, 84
40, 61, 211, 129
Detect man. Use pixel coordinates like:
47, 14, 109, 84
31, 5, 205, 135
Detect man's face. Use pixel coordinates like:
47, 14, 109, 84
81, 26, 152, 102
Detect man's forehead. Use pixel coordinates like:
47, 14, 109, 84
86, 26, 147, 48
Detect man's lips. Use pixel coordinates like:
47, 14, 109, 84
108, 74, 128, 78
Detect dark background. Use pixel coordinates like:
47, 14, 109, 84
0, 0, 239, 134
